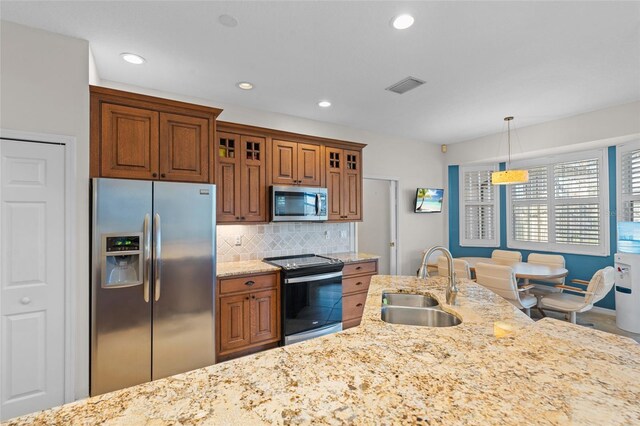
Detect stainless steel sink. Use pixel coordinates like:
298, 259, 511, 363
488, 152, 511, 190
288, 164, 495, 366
382, 292, 439, 308
381, 306, 462, 327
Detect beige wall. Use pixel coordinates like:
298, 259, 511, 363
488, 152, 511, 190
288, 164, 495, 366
445, 101, 640, 166
0, 21, 90, 398
101, 80, 447, 275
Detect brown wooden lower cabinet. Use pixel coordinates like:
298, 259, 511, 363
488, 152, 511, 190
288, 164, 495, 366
217, 271, 280, 362
342, 259, 378, 329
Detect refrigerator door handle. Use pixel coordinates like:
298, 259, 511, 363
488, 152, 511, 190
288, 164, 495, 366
154, 213, 162, 302
143, 213, 151, 302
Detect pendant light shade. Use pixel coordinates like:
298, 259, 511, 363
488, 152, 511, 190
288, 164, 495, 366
492, 116, 529, 185
491, 169, 529, 185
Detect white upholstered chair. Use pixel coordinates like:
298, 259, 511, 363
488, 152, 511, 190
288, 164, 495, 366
527, 253, 566, 299
475, 263, 537, 316
491, 249, 522, 266
538, 267, 615, 324
437, 256, 472, 280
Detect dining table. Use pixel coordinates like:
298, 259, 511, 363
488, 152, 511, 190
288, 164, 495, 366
458, 257, 569, 283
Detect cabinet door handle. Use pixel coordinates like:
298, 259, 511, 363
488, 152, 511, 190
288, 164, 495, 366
356, 266, 362, 270
245, 280, 255, 287
251, 295, 256, 299
241, 217, 246, 220
152, 173, 158, 178
356, 281, 363, 286
245, 296, 250, 300
356, 303, 363, 307
20, 297, 31, 305
160, 173, 166, 178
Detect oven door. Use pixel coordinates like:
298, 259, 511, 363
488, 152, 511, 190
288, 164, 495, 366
271, 186, 327, 222
283, 271, 342, 340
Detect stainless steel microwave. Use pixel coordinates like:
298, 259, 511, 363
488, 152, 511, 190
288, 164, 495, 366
271, 185, 328, 222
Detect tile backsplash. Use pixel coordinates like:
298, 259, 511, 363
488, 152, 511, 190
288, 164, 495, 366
216, 222, 353, 262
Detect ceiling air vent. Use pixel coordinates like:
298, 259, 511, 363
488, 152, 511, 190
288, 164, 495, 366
385, 76, 426, 94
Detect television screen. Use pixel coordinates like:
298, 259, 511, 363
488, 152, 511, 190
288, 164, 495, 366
415, 188, 444, 213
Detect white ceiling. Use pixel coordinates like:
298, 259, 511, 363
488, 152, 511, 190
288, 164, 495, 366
2, 1, 639, 144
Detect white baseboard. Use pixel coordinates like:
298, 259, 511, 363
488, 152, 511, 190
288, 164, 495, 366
590, 306, 616, 316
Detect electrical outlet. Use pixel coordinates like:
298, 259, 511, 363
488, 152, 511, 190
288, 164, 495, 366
340, 230, 347, 238
325, 230, 330, 239
235, 235, 242, 246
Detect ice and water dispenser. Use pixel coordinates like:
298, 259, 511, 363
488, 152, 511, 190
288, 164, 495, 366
101, 233, 143, 287
615, 222, 640, 333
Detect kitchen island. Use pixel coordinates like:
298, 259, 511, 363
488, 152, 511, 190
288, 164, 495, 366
5, 276, 640, 425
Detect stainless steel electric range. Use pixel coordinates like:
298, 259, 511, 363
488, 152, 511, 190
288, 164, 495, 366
263, 254, 344, 345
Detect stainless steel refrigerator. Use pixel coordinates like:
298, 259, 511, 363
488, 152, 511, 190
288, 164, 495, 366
90, 178, 215, 396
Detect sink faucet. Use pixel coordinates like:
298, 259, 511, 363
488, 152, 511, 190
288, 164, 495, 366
417, 246, 458, 305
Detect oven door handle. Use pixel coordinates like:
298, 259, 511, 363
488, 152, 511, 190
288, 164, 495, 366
315, 193, 321, 216
285, 271, 343, 284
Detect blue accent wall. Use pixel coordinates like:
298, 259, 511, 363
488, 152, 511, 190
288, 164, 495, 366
448, 146, 617, 309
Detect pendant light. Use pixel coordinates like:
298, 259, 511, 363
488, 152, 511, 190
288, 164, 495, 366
491, 116, 529, 185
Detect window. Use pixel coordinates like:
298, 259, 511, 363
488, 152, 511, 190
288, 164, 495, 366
459, 165, 500, 247
507, 149, 609, 256
618, 141, 640, 223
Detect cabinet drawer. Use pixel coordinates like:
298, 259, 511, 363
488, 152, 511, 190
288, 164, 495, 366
343, 261, 377, 277
220, 273, 277, 295
343, 292, 368, 321
343, 275, 372, 295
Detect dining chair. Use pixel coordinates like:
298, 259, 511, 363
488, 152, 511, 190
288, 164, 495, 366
437, 256, 472, 280
475, 263, 537, 316
538, 267, 615, 324
527, 253, 566, 300
491, 249, 522, 266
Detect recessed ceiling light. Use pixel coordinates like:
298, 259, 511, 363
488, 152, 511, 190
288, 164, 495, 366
237, 81, 254, 90
391, 14, 414, 30
318, 100, 331, 108
120, 53, 145, 65
219, 14, 238, 27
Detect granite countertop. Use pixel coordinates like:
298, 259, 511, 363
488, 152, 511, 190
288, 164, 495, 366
216, 252, 379, 277
216, 260, 280, 278
329, 252, 380, 264
6, 276, 639, 425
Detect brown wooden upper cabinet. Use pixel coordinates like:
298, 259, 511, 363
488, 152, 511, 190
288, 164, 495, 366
90, 86, 221, 183
216, 131, 267, 223
271, 139, 321, 186
326, 147, 362, 221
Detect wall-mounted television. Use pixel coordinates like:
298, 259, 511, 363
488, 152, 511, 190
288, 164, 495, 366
414, 188, 444, 213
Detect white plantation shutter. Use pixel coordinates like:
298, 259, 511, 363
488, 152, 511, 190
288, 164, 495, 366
619, 144, 640, 222
511, 166, 548, 243
460, 165, 499, 247
553, 159, 601, 246
554, 159, 599, 199
555, 204, 600, 245
507, 149, 609, 256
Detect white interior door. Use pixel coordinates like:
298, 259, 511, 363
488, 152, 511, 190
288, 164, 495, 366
0, 139, 65, 421
358, 178, 398, 275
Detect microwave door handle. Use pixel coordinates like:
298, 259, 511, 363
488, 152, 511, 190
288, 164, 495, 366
315, 193, 320, 215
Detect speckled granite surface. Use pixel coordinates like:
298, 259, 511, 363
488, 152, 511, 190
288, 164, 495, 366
6, 276, 639, 425
216, 260, 280, 278
216, 252, 378, 277
329, 252, 380, 263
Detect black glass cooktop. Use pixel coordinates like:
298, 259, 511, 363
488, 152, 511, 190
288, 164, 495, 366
263, 254, 342, 270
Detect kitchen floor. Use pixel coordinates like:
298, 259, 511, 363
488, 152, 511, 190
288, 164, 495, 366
530, 309, 640, 343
